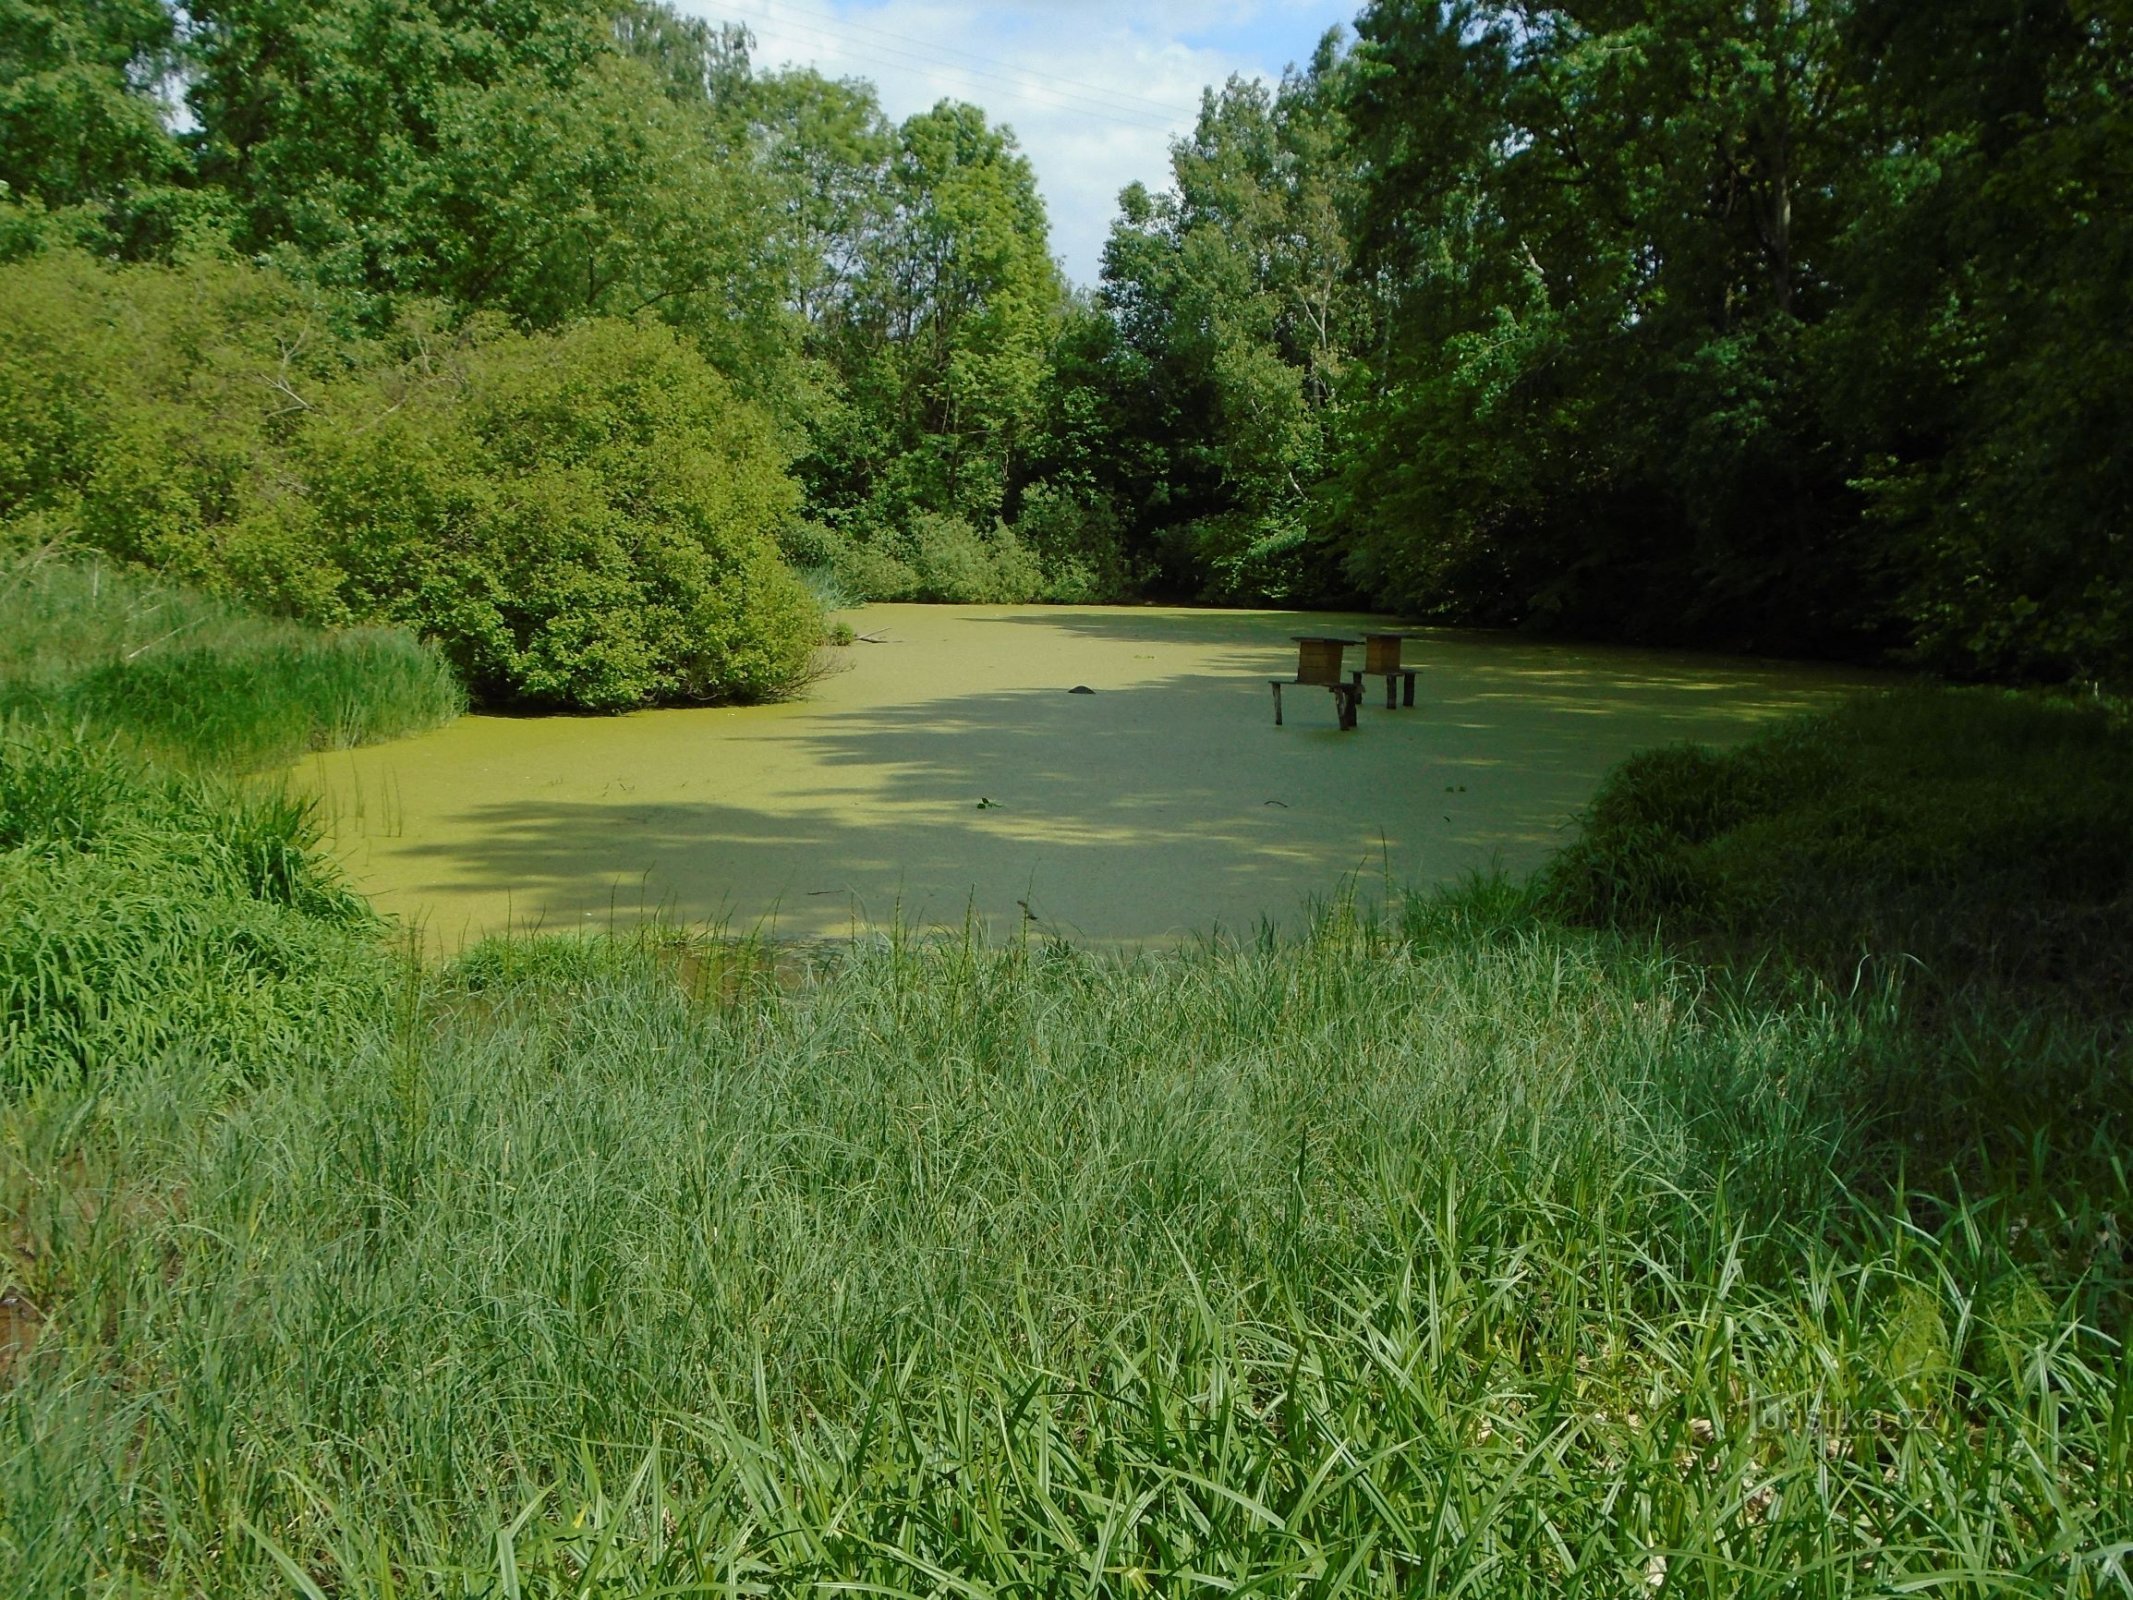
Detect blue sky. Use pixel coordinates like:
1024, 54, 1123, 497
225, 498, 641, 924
681, 1, 1359, 284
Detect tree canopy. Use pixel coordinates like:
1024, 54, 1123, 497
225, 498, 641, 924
3, 0, 2126, 690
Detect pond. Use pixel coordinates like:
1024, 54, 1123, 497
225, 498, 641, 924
300, 605, 1879, 947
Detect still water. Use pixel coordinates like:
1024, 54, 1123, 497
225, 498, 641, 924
301, 605, 1879, 946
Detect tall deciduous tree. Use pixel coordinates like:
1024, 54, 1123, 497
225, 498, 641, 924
802, 98, 1059, 535
182, 0, 802, 397
1339, 0, 1879, 649
0, 0, 204, 255
1098, 39, 1361, 601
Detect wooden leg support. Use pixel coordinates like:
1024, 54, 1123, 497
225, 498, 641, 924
1274, 678, 1361, 728
1402, 671, 1417, 707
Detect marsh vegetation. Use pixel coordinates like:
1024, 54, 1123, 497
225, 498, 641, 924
2, 562, 2129, 1594
3, 0, 2130, 1592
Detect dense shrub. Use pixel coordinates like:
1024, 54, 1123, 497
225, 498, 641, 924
0, 250, 820, 709
1013, 481, 1142, 601
299, 317, 819, 708
827, 511, 1046, 603
1540, 689, 2133, 1004
0, 249, 352, 612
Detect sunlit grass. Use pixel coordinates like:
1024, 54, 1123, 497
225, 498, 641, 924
0, 907, 2125, 1594
0, 554, 461, 771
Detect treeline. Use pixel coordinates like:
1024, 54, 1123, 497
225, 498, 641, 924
1087, 1, 2132, 681
3, 0, 2129, 703
2, 0, 1092, 707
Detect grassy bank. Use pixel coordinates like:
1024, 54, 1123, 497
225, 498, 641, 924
2, 912, 2126, 1594
0, 558, 458, 1093
1, 557, 461, 770
1542, 689, 2133, 1011
0, 618, 2127, 1593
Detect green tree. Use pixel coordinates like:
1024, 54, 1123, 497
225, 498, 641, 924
1829, 0, 2133, 682
181, 0, 804, 399
805, 100, 1059, 533
1098, 42, 1361, 602
0, 0, 208, 256
1340, 0, 1880, 648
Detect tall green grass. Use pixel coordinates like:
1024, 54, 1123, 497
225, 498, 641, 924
0, 721, 391, 1092
0, 556, 456, 1093
0, 556, 462, 771
0, 910, 2124, 1594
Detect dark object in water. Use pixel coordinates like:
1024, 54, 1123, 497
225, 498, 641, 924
1069, 685, 1095, 694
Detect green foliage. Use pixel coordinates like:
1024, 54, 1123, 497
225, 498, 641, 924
0, 0, 215, 258
10, 0, 2128, 675
0, 557, 462, 770
0, 251, 820, 710
1336, 0, 2133, 681
824, 512, 1045, 604
1094, 48, 1360, 603
0, 720, 388, 1093
0, 906, 2123, 1590
1831, 0, 2133, 683
793, 95, 1063, 541
179, 0, 799, 375
1541, 688, 2133, 1004
1012, 480, 1143, 602
0, 248, 349, 613
302, 317, 820, 709
1339, 1, 1875, 646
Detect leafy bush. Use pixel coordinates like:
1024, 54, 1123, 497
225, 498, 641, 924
1541, 689, 2133, 1003
0, 250, 820, 710
300, 317, 819, 709
1160, 508, 1330, 606
827, 512, 1046, 603
1013, 482, 1141, 601
827, 535, 921, 603
904, 511, 1044, 603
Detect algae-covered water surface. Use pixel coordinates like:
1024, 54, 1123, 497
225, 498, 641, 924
303, 606, 1877, 944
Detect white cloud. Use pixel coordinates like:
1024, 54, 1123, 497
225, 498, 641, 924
680, 0, 1350, 284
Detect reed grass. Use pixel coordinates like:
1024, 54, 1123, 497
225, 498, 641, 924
0, 908, 2124, 1595
0, 720, 389, 1093
0, 555, 462, 772
0, 557, 454, 1093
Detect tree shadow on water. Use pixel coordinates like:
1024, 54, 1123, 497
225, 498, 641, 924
354, 641, 1872, 946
